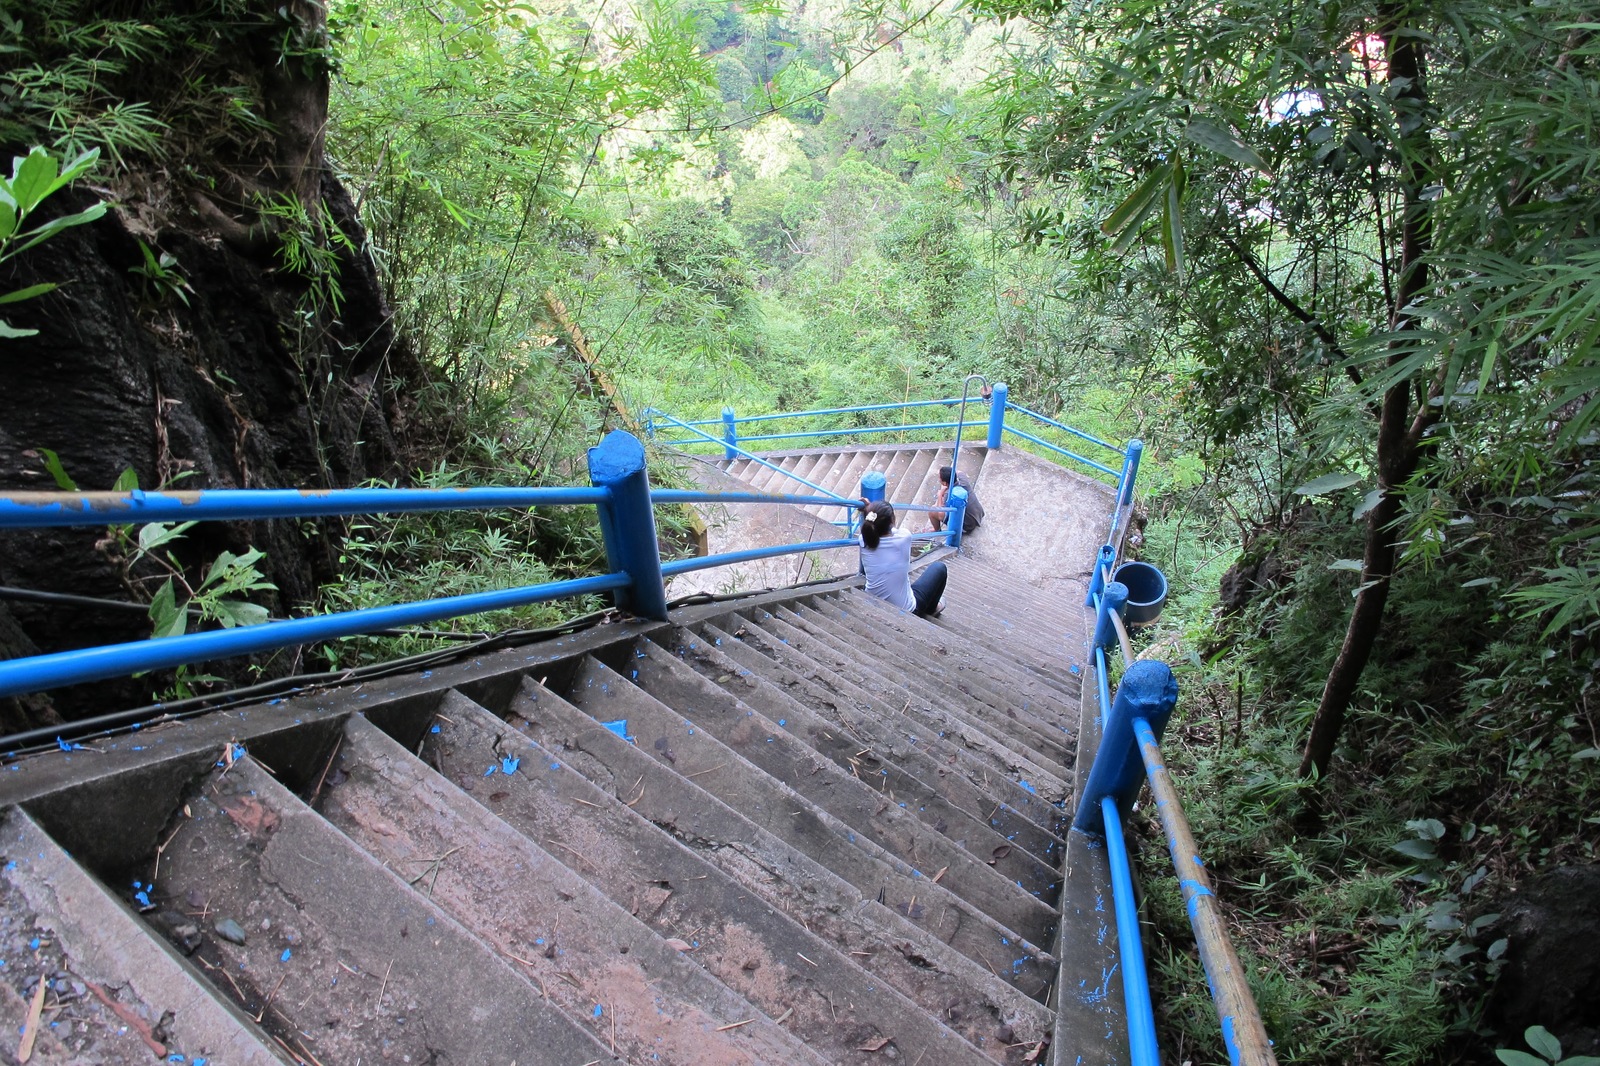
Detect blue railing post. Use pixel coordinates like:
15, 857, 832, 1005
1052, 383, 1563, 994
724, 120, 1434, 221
1085, 544, 1117, 606
1093, 581, 1129, 650
722, 407, 738, 461
946, 486, 968, 549
1119, 439, 1144, 506
1074, 659, 1178, 833
587, 430, 668, 622
987, 382, 1008, 450
860, 470, 886, 503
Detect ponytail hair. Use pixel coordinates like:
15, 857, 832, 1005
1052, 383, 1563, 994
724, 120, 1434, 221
860, 500, 895, 550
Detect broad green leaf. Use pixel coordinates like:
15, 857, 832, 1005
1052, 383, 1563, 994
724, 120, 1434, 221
1408, 818, 1446, 840
1294, 472, 1363, 496
1392, 839, 1437, 860
1560, 1058, 1600, 1066
1181, 119, 1274, 176
0, 200, 14, 241
213, 600, 270, 629
1525, 1027, 1561, 1062
1494, 1052, 1546, 1066
9, 148, 58, 214
0, 318, 37, 338
137, 520, 196, 554
10, 203, 108, 257
38, 448, 77, 491
0, 283, 56, 305
1487, 938, 1509, 960
112, 468, 139, 492
1461, 577, 1499, 588
1573, 747, 1600, 760
1327, 559, 1363, 571
148, 579, 186, 639
1353, 489, 1383, 521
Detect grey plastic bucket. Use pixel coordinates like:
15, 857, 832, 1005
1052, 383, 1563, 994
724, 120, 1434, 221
1113, 561, 1168, 625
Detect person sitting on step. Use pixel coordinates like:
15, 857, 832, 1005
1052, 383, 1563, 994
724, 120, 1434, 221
858, 499, 946, 617
928, 466, 984, 535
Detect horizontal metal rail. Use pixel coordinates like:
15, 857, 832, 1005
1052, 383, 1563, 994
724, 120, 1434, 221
737, 420, 962, 444
650, 489, 846, 508
646, 411, 854, 510
1004, 402, 1122, 454
660, 538, 857, 577
670, 396, 968, 428
0, 486, 612, 528
1004, 425, 1121, 479
658, 420, 965, 448
0, 572, 631, 699
1134, 718, 1277, 1066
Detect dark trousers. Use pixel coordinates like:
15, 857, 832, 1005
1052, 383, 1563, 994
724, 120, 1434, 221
911, 562, 948, 616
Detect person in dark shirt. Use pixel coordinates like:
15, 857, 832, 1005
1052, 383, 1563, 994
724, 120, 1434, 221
928, 466, 984, 535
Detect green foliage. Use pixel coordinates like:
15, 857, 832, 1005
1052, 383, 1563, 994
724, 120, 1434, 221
128, 241, 193, 307
0, 146, 105, 337
1497, 1026, 1600, 1066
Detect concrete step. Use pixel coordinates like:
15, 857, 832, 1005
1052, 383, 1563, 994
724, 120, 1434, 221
684, 612, 1069, 840
415, 688, 1054, 1059
558, 654, 1060, 970
606, 637, 1062, 912
153, 756, 612, 1065
826, 589, 1081, 727
879, 448, 919, 501
0, 808, 291, 1065
780, 601, 1076, 771
499, 675, 1060, 1005
648, 623, 1065, 875
728, 606, 1074, 806
320, 712, 824, 1066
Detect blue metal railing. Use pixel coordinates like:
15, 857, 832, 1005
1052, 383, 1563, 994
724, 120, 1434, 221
1076, 543, 1277, 1066
645, 388, 1138, 496
0, 431, 861, 700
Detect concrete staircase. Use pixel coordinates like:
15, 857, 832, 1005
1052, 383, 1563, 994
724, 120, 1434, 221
0, 442, 1128, 1066
664, 443, 986, 599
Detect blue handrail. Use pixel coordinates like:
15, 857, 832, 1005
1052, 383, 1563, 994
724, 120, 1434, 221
0, 429, 878, 701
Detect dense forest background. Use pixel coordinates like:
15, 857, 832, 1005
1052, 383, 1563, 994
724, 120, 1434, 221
1, 0, 1597, 1062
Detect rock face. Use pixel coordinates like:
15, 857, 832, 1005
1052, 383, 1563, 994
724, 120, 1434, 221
0, 3, 423, 729
1482, 865, 1600, 1055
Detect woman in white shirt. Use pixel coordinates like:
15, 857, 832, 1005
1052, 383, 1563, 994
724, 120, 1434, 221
858, 500, 947, 616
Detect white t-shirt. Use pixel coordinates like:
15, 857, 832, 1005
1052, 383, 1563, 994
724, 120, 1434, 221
860, 529, 915, 612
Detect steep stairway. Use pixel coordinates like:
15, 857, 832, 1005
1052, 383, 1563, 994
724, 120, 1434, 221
665, 442, 986, 598
0, 430, 1132, 1065
0, 566, 1118, 1065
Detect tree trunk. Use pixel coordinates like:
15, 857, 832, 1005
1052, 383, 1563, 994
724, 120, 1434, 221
1299, 5, 1439, 780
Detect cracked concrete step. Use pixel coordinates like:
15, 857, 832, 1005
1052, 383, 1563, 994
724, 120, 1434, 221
610, 637, 1062, 911
681, 617, 1068, 860
727, 607, 1074, 807
650, 624, 1065, 877
816, 593, 1081, 754
936, 564, 1090, 687
319, 713, 824, 1066
500, 676, 1060, 1007
778, 602, 1075, 770
558, 654, 1060, 968
683, 614, 1069, 837
152, 757, 612, 1065
0, 808, 291, 1066
412, 688, 1062, 1056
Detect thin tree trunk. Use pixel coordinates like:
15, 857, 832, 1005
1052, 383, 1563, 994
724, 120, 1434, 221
1299, 5, 1438, 780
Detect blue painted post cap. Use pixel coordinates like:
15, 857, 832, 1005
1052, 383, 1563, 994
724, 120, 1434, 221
860, 470, 886, 502
1093, 581, 1128, 651
987, 382, 1008, 449
1074, 659, 1178, 834
587, 429, 646, 483
1085, 543, 1117, 606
